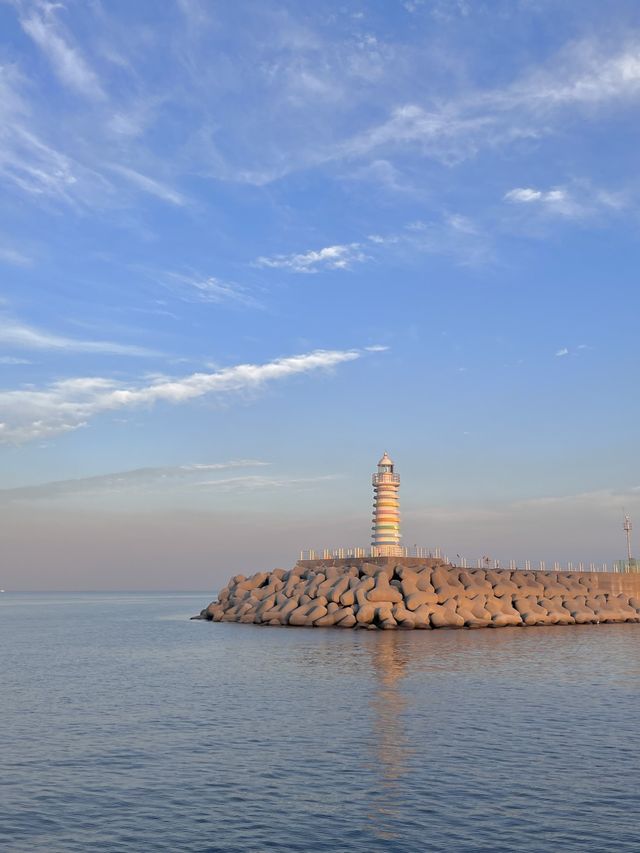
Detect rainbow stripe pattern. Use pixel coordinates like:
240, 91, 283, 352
371, 451, 404, 557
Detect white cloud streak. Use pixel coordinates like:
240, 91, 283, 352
340, 104, 494, 164
413, 487, 640, 528
0, 346, 368, 444
0, 459, 271, 503
0, 65, 84, 202
0, 246, 32, 267
20, 4, 106, 100
504, 183, 626, 220
255, 216, 492, 274
0, 65, 179, 211
334, 43, 640, 169
4, 7, 640, 223
509, 45, 640, 108
0, 356, 32, 365
0, 317, 159, 357
505, 187, 547, 203
378, 215, 492, 266
255, 243, 368, 273
196, 474, 343, 491
165, 272, 261, 307
107, 164, 187, 207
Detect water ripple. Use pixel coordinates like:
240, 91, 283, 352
1, 593, 640, 851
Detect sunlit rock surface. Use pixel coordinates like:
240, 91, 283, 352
196, 558, 640, 630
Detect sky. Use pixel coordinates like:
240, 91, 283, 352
1, 0, 640, 590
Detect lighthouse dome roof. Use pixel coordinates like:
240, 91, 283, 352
378, 451, 394, 467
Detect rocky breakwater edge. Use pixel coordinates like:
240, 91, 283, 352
195, 561, 640, 629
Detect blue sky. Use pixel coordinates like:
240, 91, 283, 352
1, 0, 639, 588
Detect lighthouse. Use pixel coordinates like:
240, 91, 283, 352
371, 452, 404, 557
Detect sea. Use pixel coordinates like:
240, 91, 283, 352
1, 591, 639, 852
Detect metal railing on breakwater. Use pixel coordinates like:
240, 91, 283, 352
298, 547, 639, 573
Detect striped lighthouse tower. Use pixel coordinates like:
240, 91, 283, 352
371, 452, 404, 557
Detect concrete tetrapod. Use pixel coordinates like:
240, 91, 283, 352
196, 560, 640, 630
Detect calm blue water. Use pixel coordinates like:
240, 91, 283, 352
2, 592, 639, 852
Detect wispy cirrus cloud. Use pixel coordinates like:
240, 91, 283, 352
504, 183, 626, 220
205, 38, 640, 188
508, 43, 640, 109
0, 459, 271, 503
505, 187, 565, 204
407, 486, 640, 562
368, 215, 491, 265
255, 243, 368, 273
0, 47, 179, 211
0, 245, 32, 267
20, 2, 106, 100
256, 216, 492, 275
441, 485, 640, 525
0, 317, 159, 357
555, 344, 591, 358
0, 462, 343, 510
339, 104, 494, 165
164, 272, 262, 308
0, 64, 85, 203
334, 42, 640, 170
107, 164, 187, 207
0, 346, 371, 444
0, 356, 32, 365
403, 214, 492, 265
5, 4, 640, 219
196, 473, 343, 491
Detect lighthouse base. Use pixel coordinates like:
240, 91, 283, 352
371, 545, 405, 557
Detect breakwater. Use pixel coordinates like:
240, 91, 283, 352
197, 557, 640, 629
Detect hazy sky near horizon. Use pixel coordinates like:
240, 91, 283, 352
1, 0, 640, 589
